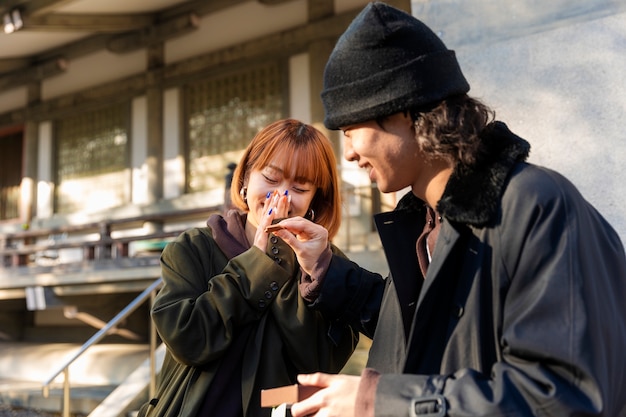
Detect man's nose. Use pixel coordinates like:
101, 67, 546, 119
343, 137, 357, 162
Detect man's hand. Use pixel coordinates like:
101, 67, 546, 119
290, 373, 360, 417
272, 217, 330, 276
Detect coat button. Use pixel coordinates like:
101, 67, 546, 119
270, 281, 279, 291
273, 257, 282, 264
271, 246, 279, 255
451, 304, 464, 318
258, 299, 266, 308
270, 236, 278, 244
264, 290, 272, 299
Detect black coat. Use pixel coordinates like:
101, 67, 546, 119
319, 122, 626, 416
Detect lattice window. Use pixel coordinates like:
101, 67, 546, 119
55, 104, 130, 214
0, 132, 22, 220
185, 61, 284, 193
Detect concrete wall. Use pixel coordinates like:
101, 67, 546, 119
411, 0, 626, 241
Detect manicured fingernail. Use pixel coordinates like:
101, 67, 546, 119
283, 190, 288, 196
266, 192, 271, 199
268, 208, 273, 215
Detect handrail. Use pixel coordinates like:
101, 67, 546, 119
1, 206, 215, 241
1, 206, 220, 268
42, 277, 163, 417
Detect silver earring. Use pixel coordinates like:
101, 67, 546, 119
306, 208, 315, 221
239, 187, 247, 203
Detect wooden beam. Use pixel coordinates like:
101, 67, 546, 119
0, 4, 371, 123
158, 0, 248, 19
257, 0, 296, 4
23, 0, 80, 17
308, 0, 334, 21
0, 58, 30, 73
0, 0, 246, 87
107, 13, 200, 54
22, 13, 155, 32
164, 9, 360, 80
0, 58, 67, 91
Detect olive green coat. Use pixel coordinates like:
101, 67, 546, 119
138, 226, 357, 417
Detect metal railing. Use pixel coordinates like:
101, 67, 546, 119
41, 277, 163, 417
1, 206, 218, 268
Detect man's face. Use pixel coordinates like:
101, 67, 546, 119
341, 112, 422, 194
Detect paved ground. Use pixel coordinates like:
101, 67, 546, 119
0, 404, 63, 417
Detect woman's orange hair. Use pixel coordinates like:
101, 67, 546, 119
231, 119, 342, 239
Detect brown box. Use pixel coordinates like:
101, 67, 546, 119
261, 384, 320, 408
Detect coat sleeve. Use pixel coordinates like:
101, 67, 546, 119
151, 227, 296, 367
255, 241, 360, 375
373, 167, 626, 416
310, 251, 386, 341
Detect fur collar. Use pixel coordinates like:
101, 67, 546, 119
397, 121, 530, 227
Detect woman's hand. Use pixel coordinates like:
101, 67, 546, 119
253, 190, 290, 252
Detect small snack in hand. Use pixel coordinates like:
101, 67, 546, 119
265, 224, 284, 233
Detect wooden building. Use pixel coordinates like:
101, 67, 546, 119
0, 1, 402, 413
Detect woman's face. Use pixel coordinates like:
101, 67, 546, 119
244, 153, 318, 228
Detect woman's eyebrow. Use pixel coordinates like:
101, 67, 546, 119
265, 164, 284, 173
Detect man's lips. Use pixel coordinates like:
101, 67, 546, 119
360, 164, 375, 181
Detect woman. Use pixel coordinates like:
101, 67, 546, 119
138, 119, 358, 417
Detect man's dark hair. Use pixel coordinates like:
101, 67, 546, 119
411, 95, 495, 167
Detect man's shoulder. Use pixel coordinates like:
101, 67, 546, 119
506, 162, 578, 197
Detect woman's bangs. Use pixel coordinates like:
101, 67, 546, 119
286, 144, 331, 190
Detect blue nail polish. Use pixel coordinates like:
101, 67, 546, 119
266, 192, 271, 199
283, 190, 288, 196
268, 208, 273, 215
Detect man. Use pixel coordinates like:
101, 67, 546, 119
282, 2, 626, 416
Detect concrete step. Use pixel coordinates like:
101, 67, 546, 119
88, 344, 166, 417
0, 342, 150, 416
0, 381, 113, 416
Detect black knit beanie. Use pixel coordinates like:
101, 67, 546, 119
321, 2, 470, 130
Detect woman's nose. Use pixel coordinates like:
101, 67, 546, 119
276, 186, 289, 198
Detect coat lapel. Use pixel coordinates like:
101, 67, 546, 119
402, 222, 467, 373
375, 209, 424, 340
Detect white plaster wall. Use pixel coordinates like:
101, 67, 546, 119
36, 121, 53, 219
165, 0, 308, 64
42, 49, 145, 100
0, 87, 26, 114
406, 0, 626, 241
131, 96, 148, 205
458, 13, 626, 238
163, 88, 183, 200
289, 53, 311, 123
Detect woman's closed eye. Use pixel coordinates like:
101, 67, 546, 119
262, 174, 279, 185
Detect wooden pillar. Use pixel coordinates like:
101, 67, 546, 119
308, 0, 333, 22
145, 43, 165, 234
146, 43, 165, 206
